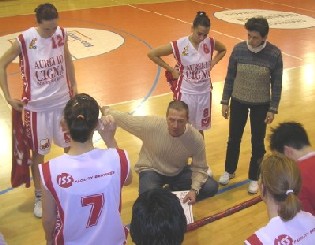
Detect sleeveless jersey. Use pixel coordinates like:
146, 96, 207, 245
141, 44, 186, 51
244, 211, 315, 244
171, 36, 215, 95
39, 148, 130, 245
18, 26, 72, 112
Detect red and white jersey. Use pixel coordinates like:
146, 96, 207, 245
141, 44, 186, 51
244, 211, 315, 244
39, 148, 130, 245
171, 36, 215, 95
18, 26, 72, 112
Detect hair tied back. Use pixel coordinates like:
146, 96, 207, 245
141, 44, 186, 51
286, 189, 294, 195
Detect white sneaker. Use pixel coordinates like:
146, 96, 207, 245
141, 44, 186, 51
34, 197, 42, 218
206, 167, 213, 177
248, 181, 258, 194
218, 171, 235, 185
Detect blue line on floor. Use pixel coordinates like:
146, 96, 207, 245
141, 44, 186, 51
217, 179, 250, 194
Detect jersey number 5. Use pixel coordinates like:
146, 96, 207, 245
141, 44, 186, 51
81, 193, 105, 228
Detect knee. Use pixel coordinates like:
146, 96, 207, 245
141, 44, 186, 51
139, 172, 162, 195
200, 178, 219, 198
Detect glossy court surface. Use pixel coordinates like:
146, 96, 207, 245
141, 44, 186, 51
0, 0, 315, 244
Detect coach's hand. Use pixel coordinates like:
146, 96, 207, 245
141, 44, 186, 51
183, 190, 196, 205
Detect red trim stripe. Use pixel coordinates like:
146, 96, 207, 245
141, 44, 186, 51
245, 234, 263, 245
116, 148, 128, 213
209, 91, 212, 125
23, 109, 33, 150
18, 34, 31, 102
210, 37, 215, 58
31, 111, 38, 152
117, 149, 128, 188
42, 162, 65, 245
172, 41, 183, 100
60, 27, 73, 98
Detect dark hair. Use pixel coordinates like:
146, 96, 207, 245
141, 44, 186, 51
130, 188, 187, 245
166, 100, 189, 118
193, 11, 210, 28
260, 154, 301, 221
269, 122, 311, 153
34, 3, 58, 23
245, 17, 269, 37
63, 93, 99, 143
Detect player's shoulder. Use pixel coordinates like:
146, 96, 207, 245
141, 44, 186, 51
176, 36, 190, 44
95, 148, 127, 159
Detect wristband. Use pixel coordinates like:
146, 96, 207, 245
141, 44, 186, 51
191, 188, 199, 195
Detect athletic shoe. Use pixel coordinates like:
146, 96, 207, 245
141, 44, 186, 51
34, 197, 42, 218
206, 167, 213, 177
248, 180, 258, 194
218, 171, 235, 185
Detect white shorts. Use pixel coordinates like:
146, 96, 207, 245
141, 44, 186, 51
180, 92, 212, 130
24, 108, 70, 155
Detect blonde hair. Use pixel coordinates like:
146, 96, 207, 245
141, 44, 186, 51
260, 153, 301, 221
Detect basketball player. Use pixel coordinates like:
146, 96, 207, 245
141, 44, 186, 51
39, 93, 132, 244
269, 122, 315, 216
245, 154, 315, 244
0, 3, 77, 217
148, 11, 226, 136
130, 188, 187, 245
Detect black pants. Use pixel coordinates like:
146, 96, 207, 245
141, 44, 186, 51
139, 166, 218, 201
224, 99, 269, 180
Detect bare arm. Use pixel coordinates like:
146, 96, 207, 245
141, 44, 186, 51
210, 40, 226, 70
0, 40, 24, 111
98, 115, 118, 148
147, 43, 180, 78
41, 185, 57, 245
64, 35, 77, 95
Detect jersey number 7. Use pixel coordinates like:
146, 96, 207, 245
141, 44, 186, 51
81, 193, 105, 228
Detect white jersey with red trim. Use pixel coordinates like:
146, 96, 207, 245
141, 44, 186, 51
39, 148, 130, 245
244, 211, 315, 245
171, 36, 214, 95
18, 26, 72, 112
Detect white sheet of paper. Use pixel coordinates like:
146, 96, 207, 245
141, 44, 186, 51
172, 190, 194, 224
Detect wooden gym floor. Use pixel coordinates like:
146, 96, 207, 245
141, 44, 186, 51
0, 0, 315, 244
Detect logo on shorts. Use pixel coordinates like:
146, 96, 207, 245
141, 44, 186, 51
201, 117, 210, 127
203, 108, 209, 118
57, 173, 74, 188
274, 234, 293, 245
40, 138, 50, 150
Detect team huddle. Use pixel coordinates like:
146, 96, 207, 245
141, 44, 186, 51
0, 2, 314, 245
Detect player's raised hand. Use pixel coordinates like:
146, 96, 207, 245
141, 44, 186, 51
98, 115, 118, 148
